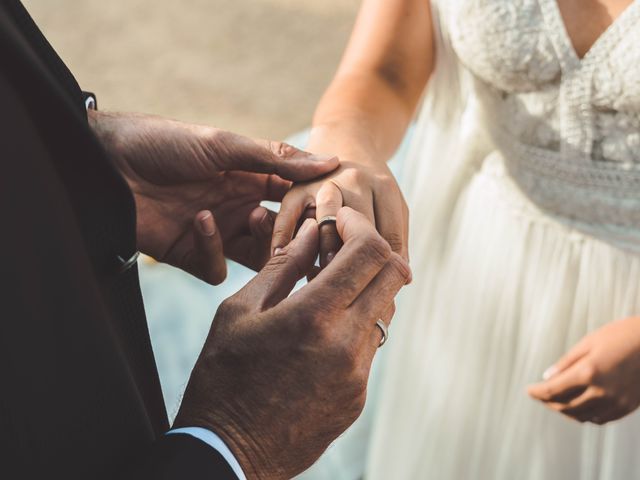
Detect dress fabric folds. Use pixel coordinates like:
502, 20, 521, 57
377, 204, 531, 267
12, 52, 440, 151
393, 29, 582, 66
365, 0, 640, 479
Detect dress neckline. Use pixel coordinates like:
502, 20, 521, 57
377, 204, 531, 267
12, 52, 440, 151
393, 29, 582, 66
537, 0, 640, 70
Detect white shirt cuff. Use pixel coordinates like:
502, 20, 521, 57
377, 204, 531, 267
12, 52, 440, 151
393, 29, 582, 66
167, 427, 247, 480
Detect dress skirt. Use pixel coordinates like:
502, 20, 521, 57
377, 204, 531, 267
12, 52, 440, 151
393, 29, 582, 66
365, 151, 640, 480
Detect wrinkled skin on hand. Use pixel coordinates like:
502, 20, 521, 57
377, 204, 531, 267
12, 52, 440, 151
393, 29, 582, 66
90, 110, 338, 283
175, 208, 411, 479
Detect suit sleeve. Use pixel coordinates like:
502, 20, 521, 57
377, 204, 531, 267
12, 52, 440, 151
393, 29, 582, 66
0, 66, 237, 480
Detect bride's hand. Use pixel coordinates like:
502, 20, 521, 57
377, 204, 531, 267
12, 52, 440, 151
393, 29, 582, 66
528, 316, 640, 425
270, 147, 409, 268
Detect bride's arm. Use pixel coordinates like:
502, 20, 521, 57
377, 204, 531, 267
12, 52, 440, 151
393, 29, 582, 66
309, 0, 434, 164
271, 0, 435, 265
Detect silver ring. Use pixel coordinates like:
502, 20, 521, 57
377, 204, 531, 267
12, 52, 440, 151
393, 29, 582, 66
375, 319, 389, 348
318, 215, 337, 228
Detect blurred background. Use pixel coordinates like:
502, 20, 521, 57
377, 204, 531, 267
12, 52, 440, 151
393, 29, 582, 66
23, 0, 360, 139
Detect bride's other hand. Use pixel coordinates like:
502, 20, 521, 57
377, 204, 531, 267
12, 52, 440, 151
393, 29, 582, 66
528, 316, 640, 425
270, 138, 408, 268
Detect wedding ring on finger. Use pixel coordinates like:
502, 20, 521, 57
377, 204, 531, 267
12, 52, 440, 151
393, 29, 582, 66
375, 319, 389, 348
318, 215, 337, 228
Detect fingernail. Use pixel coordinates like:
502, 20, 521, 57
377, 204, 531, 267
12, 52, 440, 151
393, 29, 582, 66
273, 247, 284, 256
199, 213, 216, 236
542, 366, 557, 381
312, 153, 338, 163
297, 218, 315, 236
259, 211, 273, 236
326, 251, 335, 264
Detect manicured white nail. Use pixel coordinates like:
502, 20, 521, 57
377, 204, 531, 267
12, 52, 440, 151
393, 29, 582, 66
273, 247, 284, 256
199, 213, 215, 236
543, 366, 558, 381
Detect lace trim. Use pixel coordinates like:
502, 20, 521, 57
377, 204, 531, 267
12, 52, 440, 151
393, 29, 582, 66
537, 0, 640, 159
477, 155, 640, 252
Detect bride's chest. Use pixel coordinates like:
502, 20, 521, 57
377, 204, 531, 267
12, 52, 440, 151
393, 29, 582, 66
447, 0, 640, 109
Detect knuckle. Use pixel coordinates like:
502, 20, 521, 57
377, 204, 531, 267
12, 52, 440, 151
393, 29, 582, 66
271, 225, 290, 242
217, 295, 246, 318
308, 316, 331, 342
580, 364, 598, 383
317, 182, 343, 209
341, 167, 364, 184
264, 252, 302, 277
376, 174, 396, 190
329, 339, 360, 371
294, 306, 336, 345
388, 253, 412, 282
209, 128, 232, 149
540, 385, 553, 401
384, 231, 405, 252
357, 234, 392, 266
270, 140, 297, 159
218, 296, 235, 313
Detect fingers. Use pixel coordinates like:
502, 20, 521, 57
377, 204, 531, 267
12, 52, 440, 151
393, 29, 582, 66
264, 174, 293, 203
528, 360, 592, 403
299, 207, 393, 310
373, 185, 409, 261
271, 189, 313, 256
350, 252, 409, 326
192, 210, 227, 285
246, 206, 277, 269
226, 206, 278, 271
213, 131, 339, 181
541, 386, 624, 425
542, 340, 590, 380
548, 387, 608, 421
316, 182, 343, 268
243, 218, 319, 311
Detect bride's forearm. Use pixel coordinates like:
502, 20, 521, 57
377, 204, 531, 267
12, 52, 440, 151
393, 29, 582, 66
308, 72, 418, 165
307, 0, 434, 165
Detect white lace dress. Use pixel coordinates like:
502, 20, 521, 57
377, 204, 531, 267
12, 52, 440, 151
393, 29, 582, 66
360, 1, 640, 479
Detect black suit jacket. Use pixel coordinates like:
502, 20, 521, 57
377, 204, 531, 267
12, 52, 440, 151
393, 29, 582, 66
0, 1, 236, 478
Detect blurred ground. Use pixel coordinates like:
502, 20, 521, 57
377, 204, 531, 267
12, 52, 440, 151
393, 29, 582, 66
23, 0, 360, 139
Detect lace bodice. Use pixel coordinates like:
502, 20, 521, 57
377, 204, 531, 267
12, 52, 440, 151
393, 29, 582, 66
439, 0, 640, 247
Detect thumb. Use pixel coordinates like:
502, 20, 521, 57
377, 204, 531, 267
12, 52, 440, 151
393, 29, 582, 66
243, 218, 319, 311
213, 131, 339, 181
192, 210, 227, 285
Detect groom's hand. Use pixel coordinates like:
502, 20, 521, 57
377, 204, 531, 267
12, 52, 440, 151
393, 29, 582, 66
175, 207, 411, 479
89, 111, 338, 284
